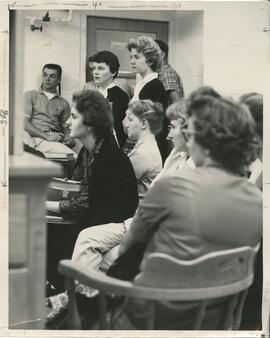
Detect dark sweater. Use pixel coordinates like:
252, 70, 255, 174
61, 137, 138, 226
139, 78, 167, 111
139, 78, 169, 162
107, 86, 129, 148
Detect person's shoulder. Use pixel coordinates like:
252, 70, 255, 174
24, 89, 38, 97
130, 146, 154, 165
101, 137, 127, 158
165, 63, 177, 73
149, 78, 163, 87
109, 85, 129, 100
100, 138, 134, 172
143, 78, 164, 93
160, 64, 179, 80
58, 95, 70, 107
83, 81, 96, 91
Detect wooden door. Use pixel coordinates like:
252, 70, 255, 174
86, 16, 168, 83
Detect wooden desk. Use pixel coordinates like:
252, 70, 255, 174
9, 153, 62, 329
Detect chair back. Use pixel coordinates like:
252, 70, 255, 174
134, 246, 257, 300
59, 244, 260, 330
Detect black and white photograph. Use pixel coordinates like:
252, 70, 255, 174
0, 0, 270, 336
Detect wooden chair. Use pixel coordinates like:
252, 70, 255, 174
58, 244, 260, 330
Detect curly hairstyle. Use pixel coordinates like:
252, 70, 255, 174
188, 86, 221, 101
89, 51, 120, 78
166, 100, 187, 127
239, 92, 263, 140
127, 36, 162, 72
128, 99, 164, 136
186, 94, 259, 173
72, 90, 113, 139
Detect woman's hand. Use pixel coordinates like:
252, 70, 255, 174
46, 201, 60, 213
45, 132, 64, 142
62, 135, 76, 148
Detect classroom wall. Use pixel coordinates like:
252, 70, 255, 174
17, 9, 204, 102
22, 10, 83, 104
11, 2, 269, 149
173, 11, 203, 95
16, 2, 268, 102
201, 1, 269, 97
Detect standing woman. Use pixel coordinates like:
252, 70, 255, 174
127, 35, 169, 162
88, 51, 129, 148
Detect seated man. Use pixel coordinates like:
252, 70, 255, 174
24, 63, 75, 157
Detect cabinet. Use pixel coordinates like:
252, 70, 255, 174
9, 153, 61, 329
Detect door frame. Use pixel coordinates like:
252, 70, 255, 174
85, 15, 169, 82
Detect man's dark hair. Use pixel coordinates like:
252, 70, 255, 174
155, 39, 169, 59
42, 63, 62, 78
89, 51, 120, 78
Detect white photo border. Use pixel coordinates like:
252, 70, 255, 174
1, 0, 270, 337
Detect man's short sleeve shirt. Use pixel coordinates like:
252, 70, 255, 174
24, 88, 71, 133
159, 64, 184, 98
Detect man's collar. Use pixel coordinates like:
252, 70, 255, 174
38, 86, 59, 97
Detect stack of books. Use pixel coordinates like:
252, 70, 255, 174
46, 215, 64, 223
47, 178, 82, 222
44, 152, 74, 161
49, 177, 82, 192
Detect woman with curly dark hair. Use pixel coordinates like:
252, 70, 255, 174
113, 92, 262, 329
46, 90, 138, 293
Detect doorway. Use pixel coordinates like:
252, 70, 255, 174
86, 16, 168, 84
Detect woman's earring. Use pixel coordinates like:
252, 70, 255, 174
142, 120, 146, 130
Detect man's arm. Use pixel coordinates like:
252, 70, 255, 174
24, 91, 64, 142
61, 100, 75, 147
168, 90, 182, 103
24, 117, 64, 142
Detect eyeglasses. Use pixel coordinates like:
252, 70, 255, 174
182, 128, 197, 142
167, 119, 188, 133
